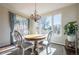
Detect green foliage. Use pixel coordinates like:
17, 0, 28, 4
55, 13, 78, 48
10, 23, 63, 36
64, 21, 78, 35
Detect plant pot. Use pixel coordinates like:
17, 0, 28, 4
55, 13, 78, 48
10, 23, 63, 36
67, 35, 76, 42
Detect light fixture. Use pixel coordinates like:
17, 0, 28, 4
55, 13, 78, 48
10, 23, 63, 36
30, 3, 41, 22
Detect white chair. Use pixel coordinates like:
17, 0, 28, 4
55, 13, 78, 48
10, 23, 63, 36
40, 30, 56, 55
14, 30, 33, 55
46, 31, 53, 55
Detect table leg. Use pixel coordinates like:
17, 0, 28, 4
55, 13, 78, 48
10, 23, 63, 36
34, 41, 38, 55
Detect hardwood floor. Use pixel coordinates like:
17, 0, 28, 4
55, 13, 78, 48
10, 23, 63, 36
1, 43, 78, 55
5, 43, 67, 55
0, 45, 16, 54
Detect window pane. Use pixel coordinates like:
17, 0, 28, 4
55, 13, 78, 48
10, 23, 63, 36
53, 14, 62, 35
38, 16, 52, 34
53, 14, 61, 25
14, 15, 28, 36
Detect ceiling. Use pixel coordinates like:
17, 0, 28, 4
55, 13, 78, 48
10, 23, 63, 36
0, 3, 74, 16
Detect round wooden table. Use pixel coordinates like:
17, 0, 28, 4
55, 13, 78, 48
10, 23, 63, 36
24, 34, 46, 55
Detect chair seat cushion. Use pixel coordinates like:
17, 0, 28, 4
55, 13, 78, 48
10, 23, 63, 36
22, 42, 33, 48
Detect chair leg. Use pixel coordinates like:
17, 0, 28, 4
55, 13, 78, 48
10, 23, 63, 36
46, 45, 51, 55
22, 49, 25, 55
46, 46, 48, 55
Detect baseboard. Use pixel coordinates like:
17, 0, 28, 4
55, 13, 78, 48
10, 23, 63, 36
0, 44, 14, 48
0, 44, 11, 48
51, 42, 65, 46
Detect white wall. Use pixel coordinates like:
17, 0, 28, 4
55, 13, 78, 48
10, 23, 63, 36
0, 6, 10, 47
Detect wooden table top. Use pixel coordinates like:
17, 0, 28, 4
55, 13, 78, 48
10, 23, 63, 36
24, 34, 47, 41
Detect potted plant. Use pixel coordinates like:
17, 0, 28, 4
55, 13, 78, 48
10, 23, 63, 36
64, 21, 78, 42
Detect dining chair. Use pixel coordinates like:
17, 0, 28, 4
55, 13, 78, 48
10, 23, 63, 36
41, 30, 53, 55
46, 30, 53, 55
14, 30, 33, 55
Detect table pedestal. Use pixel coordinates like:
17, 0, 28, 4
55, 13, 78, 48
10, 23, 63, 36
24, 34, 46, 55
31, 41, 38, 55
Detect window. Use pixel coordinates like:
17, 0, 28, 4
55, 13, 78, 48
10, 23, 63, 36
38, 16, 52, 34
14, 15, 28, 36
37, 14, 62, 35
53, 14, 62, 35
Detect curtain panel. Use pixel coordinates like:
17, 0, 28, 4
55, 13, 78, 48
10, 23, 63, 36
9, 12, 16, 45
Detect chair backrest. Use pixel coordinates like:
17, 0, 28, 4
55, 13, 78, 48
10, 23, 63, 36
47, 30, 53, 44
14, 30, 23, 47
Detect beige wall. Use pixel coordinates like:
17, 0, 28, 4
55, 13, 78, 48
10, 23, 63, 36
76, 4, 79, 48
0, 6, 10, 47
77, 4, 79, 24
